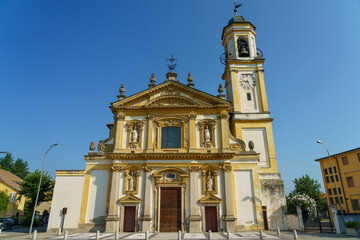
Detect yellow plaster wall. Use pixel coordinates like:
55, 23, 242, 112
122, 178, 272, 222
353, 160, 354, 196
0, 181, 26, 212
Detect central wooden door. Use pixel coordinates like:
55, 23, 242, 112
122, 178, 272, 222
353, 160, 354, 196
123, 206, 136, 232
205, 206, 218, 232
160, 187, 181, 232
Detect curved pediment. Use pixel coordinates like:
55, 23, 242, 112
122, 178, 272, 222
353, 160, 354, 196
145, 95, 200, 107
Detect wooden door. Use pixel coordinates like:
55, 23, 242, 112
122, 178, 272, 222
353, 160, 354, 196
262, 206, 269, 230
205, 206, 218, 232
123, 206, 136, 232
160, 187, 181, 232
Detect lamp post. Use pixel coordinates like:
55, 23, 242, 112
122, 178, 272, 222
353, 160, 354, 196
316, 141, 344, 219
29, 143, 58, 234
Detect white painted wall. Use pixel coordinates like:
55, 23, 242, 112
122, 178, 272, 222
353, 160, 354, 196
242, 128, 269, 167
47, 175, 84, 230
86, 170, 109, 223
234, 170, 256, 227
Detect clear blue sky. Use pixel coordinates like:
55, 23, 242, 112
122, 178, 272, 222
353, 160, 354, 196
1, 0, 359, 194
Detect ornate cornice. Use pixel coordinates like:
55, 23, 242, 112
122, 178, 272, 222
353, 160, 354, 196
108, 152, 235, 160
188, 166, 201, 172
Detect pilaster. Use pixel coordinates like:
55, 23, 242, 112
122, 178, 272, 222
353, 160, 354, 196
113, 113, 125, 152
218, 113, 230, 152
222, 165, 236, 231
188, 113, 197, 150
146, 115, 154, 152
141, 166, 153, 232
188, 166, 202, 232
105, 165, 123, 232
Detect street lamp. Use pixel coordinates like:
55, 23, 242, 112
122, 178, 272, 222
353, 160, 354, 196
29, 143, 58, 234
316, 140, 345, 219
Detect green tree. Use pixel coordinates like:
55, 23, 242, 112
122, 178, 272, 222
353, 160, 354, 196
11, 158, 30, 179
19, 170, 54, 211
0, 152, 14, 171
291, 174, 326, 207
0, 190, 10, 211
0, 153, 30, 179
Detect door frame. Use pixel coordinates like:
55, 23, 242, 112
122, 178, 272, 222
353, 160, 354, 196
119, 204, 139, 232
156, 186, 184, 232
201, 204, 220, 232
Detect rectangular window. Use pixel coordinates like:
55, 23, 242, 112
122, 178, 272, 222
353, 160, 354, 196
338, 188, 342, 194
9, 192, 16, 203
335, 175, 339, 182
351, 199, 360, 211
333, 188, 337, 195
357, 153, 360, 162
340, 197, 343, 204
328, 189, 332, 195
330, 198, 334, 204
347, 177, 355, 187
329, 167, 333, 174
331, 176, 334, 182
324, 168, 328, 175
342, 156, 349, 165
247, 93, 251, 101
326, 176, 329, 183
333, 167, 337, 173
161, 126, 181, 148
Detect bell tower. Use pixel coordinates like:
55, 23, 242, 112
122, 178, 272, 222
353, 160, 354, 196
221, 10, 277, 170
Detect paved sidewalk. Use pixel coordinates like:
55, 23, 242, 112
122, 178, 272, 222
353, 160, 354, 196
0, 231, 359, 240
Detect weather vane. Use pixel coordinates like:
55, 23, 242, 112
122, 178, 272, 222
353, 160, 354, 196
233, 0, 242, 15
166, 55, 178, 71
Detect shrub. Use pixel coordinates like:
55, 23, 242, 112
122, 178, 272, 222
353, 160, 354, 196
22, 214, 41, 227
345, 221, 360, 229
287, 193, 317, 222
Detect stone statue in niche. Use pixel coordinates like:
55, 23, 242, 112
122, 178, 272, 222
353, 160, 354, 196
131, 126, 138, 143
204, 125, 211, 142
128, 171, 135, 191
206, 171, 214, 191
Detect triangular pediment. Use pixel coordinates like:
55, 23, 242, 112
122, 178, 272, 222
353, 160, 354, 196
111, 80, 230, 109
199, 194, 222, 204
118, 194, 142, 203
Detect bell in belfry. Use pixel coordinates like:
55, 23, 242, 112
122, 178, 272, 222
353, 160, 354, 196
238, 39, 249, 57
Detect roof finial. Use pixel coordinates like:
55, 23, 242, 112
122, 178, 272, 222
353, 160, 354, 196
117, 84, 126, 100
217, 84, 225, 99
233, 0, 242, 16
148, 73, 156, 88
187, 72, 194, 88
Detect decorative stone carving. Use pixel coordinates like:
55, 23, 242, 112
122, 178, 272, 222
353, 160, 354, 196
154, 117, 188, 150
206, 171, 214, 191
188, 166, 200, 172
152, 168, 189, 187
249, 140, 255, 151
111, 165, 123, 172
89, 141, 96, 152
198, 119, 216, 148
126, 120, 145, 149
201, 166, 219, 194
219, 113, 229, 119
142, 166, 153, 172
97, 140, 105, 153
124, 167, 140, 194
221, 165, 232, 172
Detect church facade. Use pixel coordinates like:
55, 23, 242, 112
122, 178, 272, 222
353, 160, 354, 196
47, 13, 286, 233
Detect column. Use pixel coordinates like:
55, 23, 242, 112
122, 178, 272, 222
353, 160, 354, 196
105, 165, 123, 232
188, 166, 202, 232
222, 165, 236, 232
141, 167, 153, 232
218, 113, 230, 152
113, 113, 125, 152
188, 113, 197, 151
146, 115, 154, 152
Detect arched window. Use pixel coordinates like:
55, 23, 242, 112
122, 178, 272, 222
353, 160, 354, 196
161, 126, 181, 148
